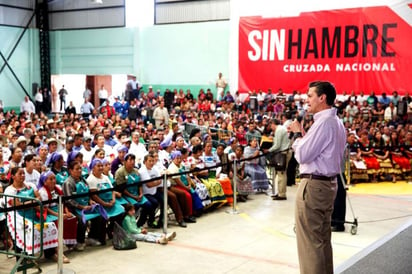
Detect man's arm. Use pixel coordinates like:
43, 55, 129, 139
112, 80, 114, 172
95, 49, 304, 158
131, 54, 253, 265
293, 122, 334, 164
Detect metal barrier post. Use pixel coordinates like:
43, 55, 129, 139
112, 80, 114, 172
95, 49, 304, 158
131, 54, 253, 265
162, 173, 168, 233
346, 148, 351, 185
0, 194, 43, 274
271, 166, 277, 197
226, 159, 239, 214
47, 195, 75, 274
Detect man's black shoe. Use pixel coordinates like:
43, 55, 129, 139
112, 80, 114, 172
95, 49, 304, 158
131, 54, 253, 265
331, 225, 345, 232
272, 196, 287, 200
184, 216, 197, 223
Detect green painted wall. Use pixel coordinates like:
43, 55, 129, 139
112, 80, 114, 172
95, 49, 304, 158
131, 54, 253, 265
0, 26, 40, 110
2, 20, 230, 111
49, 21, 230, 96
139, 21, 230, 96
49, 27, 139, 75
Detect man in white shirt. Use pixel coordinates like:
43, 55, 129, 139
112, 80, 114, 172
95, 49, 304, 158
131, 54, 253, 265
24, 154, 41, 186
98, 84, 108, 107
216, 72, 227, 96
139, 153, 164, 228
60, 137, 74, 163
93, 133, 114, 159
356, 91, 367, 106
153, 100, 169, 129
129, 131, 148, 165
20, 96, 35, 114
345, 100, 359, 123
384, 102, 397, 122
79, 136, 94, 164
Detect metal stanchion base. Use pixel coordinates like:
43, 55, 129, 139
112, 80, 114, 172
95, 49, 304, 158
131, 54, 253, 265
46, 268, 76, 274
226, 207, 240, 215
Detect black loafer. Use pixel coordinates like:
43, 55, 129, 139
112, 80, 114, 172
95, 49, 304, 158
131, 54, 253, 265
331, 225, 345, 232
184, 216, 196, 223
273, 196, 287, 200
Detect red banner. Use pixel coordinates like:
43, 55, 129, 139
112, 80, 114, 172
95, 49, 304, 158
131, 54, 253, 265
238, 5, 412, 95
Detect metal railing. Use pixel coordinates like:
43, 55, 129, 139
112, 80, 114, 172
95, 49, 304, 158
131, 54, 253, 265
0, 194, 44, 274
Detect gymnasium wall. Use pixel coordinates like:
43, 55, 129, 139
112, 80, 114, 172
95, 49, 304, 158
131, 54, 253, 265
0, 26, 40, 112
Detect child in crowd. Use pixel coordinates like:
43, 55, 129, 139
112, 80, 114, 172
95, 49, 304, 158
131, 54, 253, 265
122, 204, 176, 245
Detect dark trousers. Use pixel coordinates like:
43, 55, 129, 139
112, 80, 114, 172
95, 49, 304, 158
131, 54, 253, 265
149, 190, 165, 224
331, 173, 347, 227
144, 194, 160, 224
60, 98, 66, 111
286, 153, 298, 186
75, 214, 87, 244
88, 216, 107, 244
35, 101, 42, 114
107, 214, 123, 239
135, 198, 157, 227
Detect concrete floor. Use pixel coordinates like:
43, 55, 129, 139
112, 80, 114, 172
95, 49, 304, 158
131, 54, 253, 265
2, 181, 412, 274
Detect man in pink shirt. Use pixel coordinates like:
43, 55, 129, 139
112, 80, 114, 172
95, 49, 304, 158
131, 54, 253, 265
290, 81, 346, 274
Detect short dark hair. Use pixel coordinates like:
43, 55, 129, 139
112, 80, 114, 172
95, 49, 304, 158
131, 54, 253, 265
124, 153, 135, 161
309, 81, 336, 106
271, 119, 281, 125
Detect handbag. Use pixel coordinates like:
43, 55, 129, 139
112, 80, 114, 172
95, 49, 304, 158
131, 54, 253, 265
112, 222, 137, 250
268, 152, 287, 171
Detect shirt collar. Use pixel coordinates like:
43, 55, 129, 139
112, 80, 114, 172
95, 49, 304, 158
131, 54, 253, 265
313, 107, 337, 121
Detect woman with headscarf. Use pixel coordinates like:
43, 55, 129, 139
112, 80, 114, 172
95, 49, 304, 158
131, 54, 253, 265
115, 153, 156, 227
4, 167, 64, 263
63, 160, 107, 249
199, 141, 227, 208
230, 145, 254, 202
67, 151, 88, 179
175, 136, 187, 151
87, 158, 124, 240
244, 137, 269, 191
111, 145, 128, 176
36, 144, 49, 168
186, 144, 212, 208
37, 171, 76, 254
167, 150, 197, 223
49, 152, 69, 186
172, 149, 204, 216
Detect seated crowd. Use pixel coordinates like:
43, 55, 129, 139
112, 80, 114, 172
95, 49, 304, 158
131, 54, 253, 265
0, 86, 411, 265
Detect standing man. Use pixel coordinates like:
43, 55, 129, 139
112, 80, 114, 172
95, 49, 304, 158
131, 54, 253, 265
58, 85, 68, 112
80, 98, 95, 121
83, 85, 92, 101
331, 132, 355, 232
289, 81, 346, 274
153, 100, 169, 129
216, 72, 227, 96
34, 88, 43, 114
265, 119, 290, 200
98, 84, 108, 107
42, 86, 52, 114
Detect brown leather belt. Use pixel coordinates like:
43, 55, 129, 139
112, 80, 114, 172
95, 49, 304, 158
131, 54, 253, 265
300, 174, 336, 181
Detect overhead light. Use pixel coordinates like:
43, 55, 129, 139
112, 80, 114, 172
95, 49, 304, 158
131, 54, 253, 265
92, 0, 103, 4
